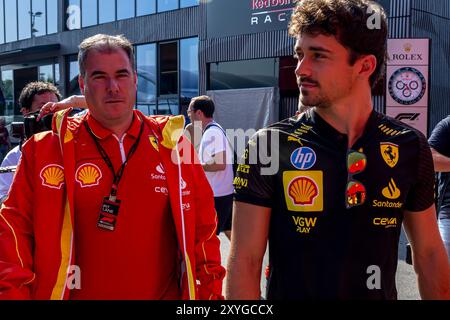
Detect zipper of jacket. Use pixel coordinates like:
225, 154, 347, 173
176, 143, 195, 300
113, 134, 127, 164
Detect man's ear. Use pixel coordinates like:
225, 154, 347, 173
79, 75, 85, 94
358, 55, 377, 79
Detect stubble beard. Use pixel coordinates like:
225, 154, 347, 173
300, 90, 331, 109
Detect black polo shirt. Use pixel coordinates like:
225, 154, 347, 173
234, 109, 434, 300
428, 116, 450, 211
429, 116, 450, 158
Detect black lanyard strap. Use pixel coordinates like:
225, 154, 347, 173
84, 117, 145, 198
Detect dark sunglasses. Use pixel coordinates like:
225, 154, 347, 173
346, 150, 367, 209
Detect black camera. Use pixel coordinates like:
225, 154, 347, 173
11, 111, 53, 140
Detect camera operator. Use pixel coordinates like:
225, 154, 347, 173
0, 117, 11, 161
0, 82, 61, 203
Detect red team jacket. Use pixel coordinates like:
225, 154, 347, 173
0, 109, 225, 300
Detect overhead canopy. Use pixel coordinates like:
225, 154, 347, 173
0, 44, 60, 59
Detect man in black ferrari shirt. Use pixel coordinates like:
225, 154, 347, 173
226, 0, 450, 300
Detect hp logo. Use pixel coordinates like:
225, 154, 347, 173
290, 147, 317, 170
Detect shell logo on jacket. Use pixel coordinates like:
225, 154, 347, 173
40, 164, 65, 189
76, 163, 103, 188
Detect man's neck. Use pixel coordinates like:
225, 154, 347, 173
202, 118, 214, 131
314, 89, 373, 148
106, 114, 134, 139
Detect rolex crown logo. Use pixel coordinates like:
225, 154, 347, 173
404, 43, 412, 53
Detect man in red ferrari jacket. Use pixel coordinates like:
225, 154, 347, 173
0, 34, 225, 300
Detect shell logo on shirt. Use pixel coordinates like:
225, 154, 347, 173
283, 171, 323, 212
288, 177, 318, 205
76, 163, 102, 188
40, 164, 65, 189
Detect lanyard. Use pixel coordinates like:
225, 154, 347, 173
84, 117, 144, 200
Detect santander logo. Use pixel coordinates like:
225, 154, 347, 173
151, 164, 166, 180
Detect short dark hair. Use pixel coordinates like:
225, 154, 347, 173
19, 81, 61, 111
289, 0, 388, 87
78, 34, 135, 78
190, 95, 215, 118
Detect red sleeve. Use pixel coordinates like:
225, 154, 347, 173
0, 140, 36, 299
183, 138, 226, 300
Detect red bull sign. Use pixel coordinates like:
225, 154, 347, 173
207, 0, 296, 38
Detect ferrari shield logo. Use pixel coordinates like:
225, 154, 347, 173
380, 143, 399, 168
149, 136, 159, 151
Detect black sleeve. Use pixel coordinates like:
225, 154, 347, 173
428, 116, 450, 157
405, 131, 436, 212
233, 130, 276, 208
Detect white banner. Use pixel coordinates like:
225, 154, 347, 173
207, 87, 279, 132
386, 39, 430, 136
386, 107, 428, 135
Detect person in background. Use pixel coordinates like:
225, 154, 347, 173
0, 117, 11, 162
17, 82, 62, 117
187, 96, 234, 240
184, 122, 202, 153
429, 115, 450, 260
38, 94, 87, 120
0, 82, 61, 203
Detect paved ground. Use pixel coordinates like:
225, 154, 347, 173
219, 227, 420, 300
